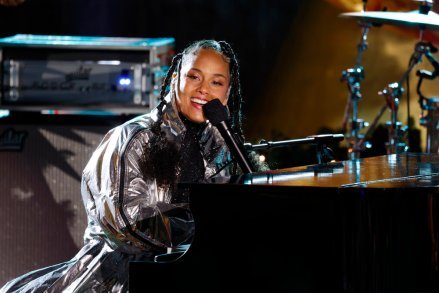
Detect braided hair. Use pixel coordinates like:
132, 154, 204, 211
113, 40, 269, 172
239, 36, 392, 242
159, 40, 244, 136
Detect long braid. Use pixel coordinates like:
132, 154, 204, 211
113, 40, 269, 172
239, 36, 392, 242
159, 53, 183, 101
218, 41, 244, 137
140, 54, 183, 188
218, 41, 268, 173
215, 41, 244, 174
151, 53, 182, 133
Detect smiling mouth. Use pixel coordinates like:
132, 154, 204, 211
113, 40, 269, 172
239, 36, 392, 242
191, 98, 208, 106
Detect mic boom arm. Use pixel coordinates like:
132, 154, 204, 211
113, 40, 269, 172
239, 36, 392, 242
244, 134, 345, 165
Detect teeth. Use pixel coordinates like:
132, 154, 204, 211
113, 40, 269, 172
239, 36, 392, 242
192, 98, 207, 105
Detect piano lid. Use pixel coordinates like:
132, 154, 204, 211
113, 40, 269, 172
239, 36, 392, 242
226, 153, 439, 188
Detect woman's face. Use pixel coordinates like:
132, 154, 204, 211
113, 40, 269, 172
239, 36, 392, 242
174, 48, 230, 124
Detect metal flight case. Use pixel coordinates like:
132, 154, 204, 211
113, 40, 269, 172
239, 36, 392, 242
0, 34, 175, 115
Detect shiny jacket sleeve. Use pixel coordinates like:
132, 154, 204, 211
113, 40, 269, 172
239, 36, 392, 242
81, 123, 194, 254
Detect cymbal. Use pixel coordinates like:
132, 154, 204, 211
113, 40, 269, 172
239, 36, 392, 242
340, 10, 439, 31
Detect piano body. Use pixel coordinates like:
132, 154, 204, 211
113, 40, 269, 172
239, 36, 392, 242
130, 153, 439, 292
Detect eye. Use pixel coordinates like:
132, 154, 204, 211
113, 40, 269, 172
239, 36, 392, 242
186, 74, 198, 80
212, 80, 224, 86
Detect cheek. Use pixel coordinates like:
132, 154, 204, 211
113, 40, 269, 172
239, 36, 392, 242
220, 97, 229, 106
217, 89, 230, 106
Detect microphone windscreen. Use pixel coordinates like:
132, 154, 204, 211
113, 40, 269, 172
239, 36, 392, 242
203, 99, 229, 126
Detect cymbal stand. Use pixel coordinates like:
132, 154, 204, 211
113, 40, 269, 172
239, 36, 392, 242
363, 41, 429, 154
341, 21, 371, 160
355, 1, 434, 155
379, 82, 408, 154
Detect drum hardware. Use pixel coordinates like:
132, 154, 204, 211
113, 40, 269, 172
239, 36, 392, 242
340, 19, 372, 160
339, 0, 391, 160
340, 0, 439, 155
418, 97, 439, 152
372, 41, 433, 155
378, 82, 408, 154
416, 42, 439, 152
340, 1, 439, 32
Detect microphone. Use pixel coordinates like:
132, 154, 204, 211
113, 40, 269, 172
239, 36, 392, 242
203, 99, 255, 174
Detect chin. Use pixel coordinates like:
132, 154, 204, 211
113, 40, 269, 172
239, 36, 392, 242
192, 118, 205, 124
186, 114, 205, 124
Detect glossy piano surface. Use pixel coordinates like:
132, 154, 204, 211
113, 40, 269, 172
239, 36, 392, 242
235, 152, 439, 188
130, 153, 439, 293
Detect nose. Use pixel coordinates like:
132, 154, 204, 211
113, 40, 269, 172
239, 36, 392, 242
198, 80, 209, 95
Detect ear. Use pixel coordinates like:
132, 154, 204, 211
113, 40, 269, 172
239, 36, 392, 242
171, 72, 178, 84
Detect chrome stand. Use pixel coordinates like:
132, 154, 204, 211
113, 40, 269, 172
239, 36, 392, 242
341, 22, 371, 160
417, 43, 439, 152
372, 40, 434, 154
371, 1, 434, 154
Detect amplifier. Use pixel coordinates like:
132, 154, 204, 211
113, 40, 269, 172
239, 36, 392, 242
0, 34, 175, 114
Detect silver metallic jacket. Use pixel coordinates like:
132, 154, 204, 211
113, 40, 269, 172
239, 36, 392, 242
1, 95, 231, 293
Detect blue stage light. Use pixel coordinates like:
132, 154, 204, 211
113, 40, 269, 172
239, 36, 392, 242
118, 78, 131, 86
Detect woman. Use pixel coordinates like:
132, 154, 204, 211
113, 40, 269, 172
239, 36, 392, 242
1, 39, 248, 292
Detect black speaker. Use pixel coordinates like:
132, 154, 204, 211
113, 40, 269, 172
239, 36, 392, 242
0, 112, 133, 286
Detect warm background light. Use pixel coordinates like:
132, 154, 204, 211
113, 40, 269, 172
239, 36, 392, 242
246, 1, 439, 154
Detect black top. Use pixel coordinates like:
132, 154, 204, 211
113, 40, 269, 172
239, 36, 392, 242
178, 114, 206, 183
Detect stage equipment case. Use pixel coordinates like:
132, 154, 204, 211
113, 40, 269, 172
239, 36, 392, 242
0, 34, 175, 114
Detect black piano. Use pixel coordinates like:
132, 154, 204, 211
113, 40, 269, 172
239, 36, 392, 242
130, 153, 439, 293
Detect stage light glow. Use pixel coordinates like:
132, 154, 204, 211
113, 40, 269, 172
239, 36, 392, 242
118, 78, 131, 86
97, 60, 121, 65
0, 110, 10, 118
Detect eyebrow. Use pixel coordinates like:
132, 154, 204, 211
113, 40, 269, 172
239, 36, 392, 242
190, 68, 229, 79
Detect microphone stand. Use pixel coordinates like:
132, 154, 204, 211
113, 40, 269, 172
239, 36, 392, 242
244, 134, 344, 165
